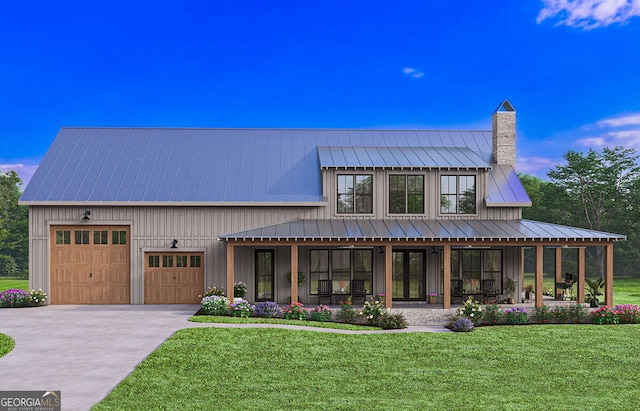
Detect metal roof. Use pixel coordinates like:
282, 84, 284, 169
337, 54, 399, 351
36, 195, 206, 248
219, 219, 626, 242
486, 165, 532, 206
21, 128, 495, 204
317, 146, 490, 170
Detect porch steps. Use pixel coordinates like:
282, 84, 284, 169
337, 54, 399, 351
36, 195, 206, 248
390, 306, 456, 326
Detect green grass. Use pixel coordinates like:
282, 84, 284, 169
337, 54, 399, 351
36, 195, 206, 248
523, 274, 640, 305
0, 333, 15, 358
94, 325, 640, 411
189, 315, 381, 331
0, 278, 28, 292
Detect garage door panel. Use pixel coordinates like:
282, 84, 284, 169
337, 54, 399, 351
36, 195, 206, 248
144, 252, 204, 304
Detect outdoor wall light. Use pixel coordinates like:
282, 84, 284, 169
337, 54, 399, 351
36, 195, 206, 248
431, 246, 438, 254
171, 239, 178, 249
377, 246, 385, 255
82, 210, 91, 220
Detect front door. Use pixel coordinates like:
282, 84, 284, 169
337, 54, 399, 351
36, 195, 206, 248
392, 250, 425, 300
255, 250, 274, 301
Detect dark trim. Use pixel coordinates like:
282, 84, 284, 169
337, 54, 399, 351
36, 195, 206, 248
254, 249, 274, 302
392, 249, 426, 301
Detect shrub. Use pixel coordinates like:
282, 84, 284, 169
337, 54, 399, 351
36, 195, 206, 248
551, 306, 570, 324
378, 313, 408, 329
335, 299, 357, 323
230, 298, 254, 318
0, 289, 29, 308
199, 285, 225, 299
283, 302, 308, 320
482, 303, 503, 325
614, 304, 640, 324
504, 307, 528, 325
567, 303, 589, 323
201, 295, 229, 315
360, 300, 388, 325
533, 305, 552, 324
454, 297, 483, 326
591, 306, 619, 325
233, 282, 247, 299
27, 289, 48, 306
254, 301, 282, 317
452, 317, 474, 332
309, 305, 332, 322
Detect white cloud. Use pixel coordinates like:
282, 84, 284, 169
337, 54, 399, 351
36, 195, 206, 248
402, 67, 425, 78
596, 113, 640, 127
575, 112, 640, 148
537, 0, 640, 29
517, 156, 558, 176
0, 163, 39, 187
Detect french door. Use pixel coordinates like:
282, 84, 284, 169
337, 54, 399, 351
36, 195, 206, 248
255, 250, 274, 301
392, 250, 425, 300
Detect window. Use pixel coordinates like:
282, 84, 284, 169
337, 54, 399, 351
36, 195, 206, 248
440, 175, 476, 214
389, 175, 424, 214
55, 230, 71, 245
162, 255, 173, 268
112, 230, 127, 245
255, 251, 274, 301
176, 256, 187, 268
94, 230, 108, 245
446, 249, 503, 292
308, 249, 373, 295
74, 230, 90, 245
337, 174, 373, 214
190, 255, 201, 268
148, 255, 160, 268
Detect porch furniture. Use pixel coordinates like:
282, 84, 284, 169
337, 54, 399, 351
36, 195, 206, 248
317, 279, 332, 305
481, 279, 499, 303
451, 279, 464, 304
556, 272, 575, 301
350, 279, 367, 304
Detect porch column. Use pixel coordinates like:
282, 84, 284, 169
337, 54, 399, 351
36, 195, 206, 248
226, 243, 235, 301
385, 244, 392, 309
605, 243, 614, 306
521, 247, 525, 293
291, 245, 298, 304
554, 248, 562, 300
577, 247, 585, 303
443, 244, 451, 309
535, 244, 544, 308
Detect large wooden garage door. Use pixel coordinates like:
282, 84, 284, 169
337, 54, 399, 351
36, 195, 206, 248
50, 226, 130, 304
144, 253, 204, 304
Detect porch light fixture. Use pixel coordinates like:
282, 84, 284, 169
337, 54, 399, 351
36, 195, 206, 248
377, 246, 385, 255
171, 239, 178, 249
82, 210, 91, 220
431, 246, 438, 254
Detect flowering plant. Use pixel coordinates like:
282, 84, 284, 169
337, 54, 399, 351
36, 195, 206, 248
199, 285, 225, 299
336, 298, 357, 323
309, 305, 332, 322
230, 298, 255, 318
376, 293, 385, 302
614, 304, 640, 324
454, 297, 483, 326
27, 289, 48, 306
591, 306, 619, 325
233, 282, 247, 298
201, 295, 229, 315
0, 288, 29, 308
428, 293, 438, 297
482, 303, 503, 325
452, 317, 474, 332
254, 301, 282, 317
283, 302, 308, 320
504, 306, 528, 325
533, 305, 552, 324
360, 300, 388, 325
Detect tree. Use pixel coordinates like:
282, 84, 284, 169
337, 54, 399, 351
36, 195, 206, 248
546, 147, 640, 277
0, 171, 28, 277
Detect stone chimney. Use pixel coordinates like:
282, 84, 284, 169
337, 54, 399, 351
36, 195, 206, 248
492, 100, 516, 167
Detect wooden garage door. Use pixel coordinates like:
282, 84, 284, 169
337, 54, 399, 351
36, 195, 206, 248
144, 253, 204, 304
50, 226, 130, 304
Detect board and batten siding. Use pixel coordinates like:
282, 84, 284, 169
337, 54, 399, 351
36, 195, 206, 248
29, 205, 329, 304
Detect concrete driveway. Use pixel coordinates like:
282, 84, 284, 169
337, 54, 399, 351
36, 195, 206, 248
0, 304, 202, 411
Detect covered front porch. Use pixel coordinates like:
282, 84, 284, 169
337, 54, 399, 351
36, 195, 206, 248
219, 219, 624, 310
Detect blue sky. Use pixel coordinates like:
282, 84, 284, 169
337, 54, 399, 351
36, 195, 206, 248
1, 1, 640, 186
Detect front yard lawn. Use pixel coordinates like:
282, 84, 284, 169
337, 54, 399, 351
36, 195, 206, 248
94, 325, 640, 410
189, 315, 381, 331
0, 278, 28, 292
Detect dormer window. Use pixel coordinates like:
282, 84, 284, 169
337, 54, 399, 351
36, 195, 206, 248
337, 174, 373, 214
440, 175, 476, 214
389, 175, 424, 214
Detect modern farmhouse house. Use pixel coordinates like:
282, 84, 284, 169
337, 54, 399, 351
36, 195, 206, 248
20, 101, 625, 308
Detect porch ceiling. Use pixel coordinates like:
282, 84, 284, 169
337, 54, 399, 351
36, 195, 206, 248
218, 219, 626, 243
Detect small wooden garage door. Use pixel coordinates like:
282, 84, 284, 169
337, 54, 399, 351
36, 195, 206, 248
50, 226, 130, 304
144, 253, 204, 304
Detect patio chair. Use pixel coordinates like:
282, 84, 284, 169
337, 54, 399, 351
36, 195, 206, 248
350, 279, 367, 304
317, 279, 332, 305
481, 279, 498, 304
451, 279, 463, 304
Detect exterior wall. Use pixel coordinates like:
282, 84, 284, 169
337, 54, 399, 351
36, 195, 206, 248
324, 168, 521, 220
